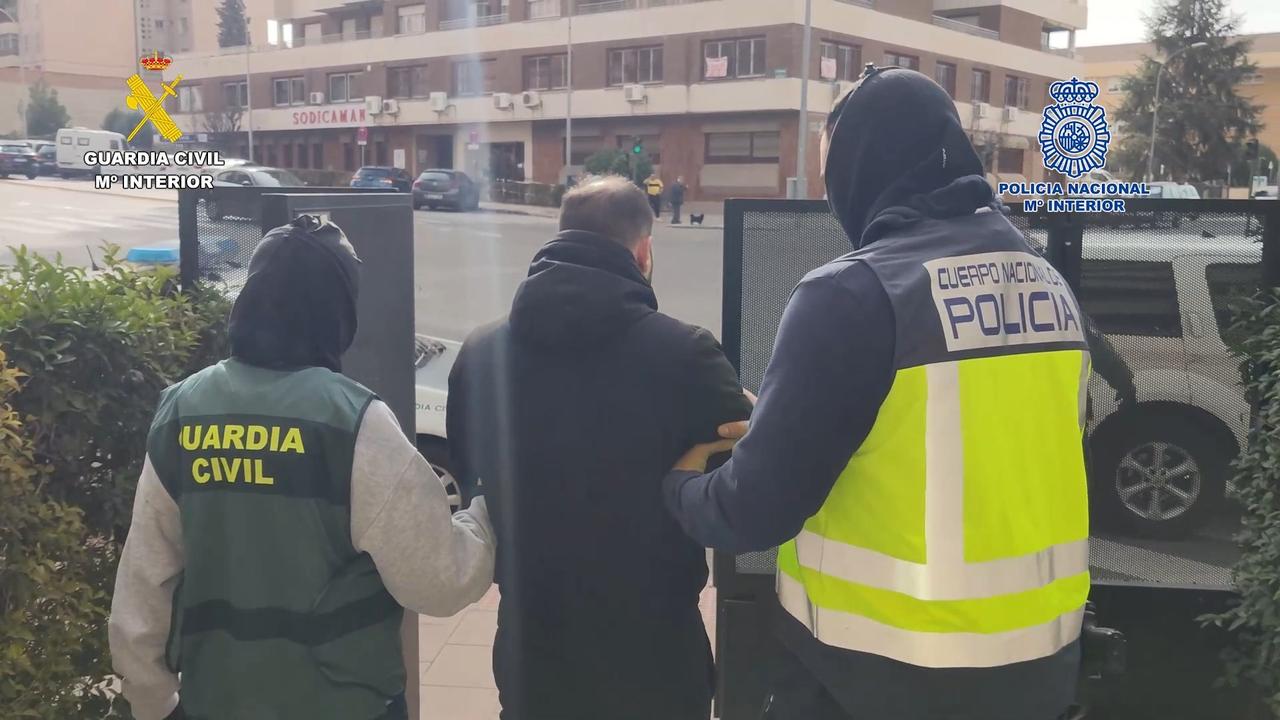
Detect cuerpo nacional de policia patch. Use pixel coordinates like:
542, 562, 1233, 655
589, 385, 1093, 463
1037, 77, 1111, 179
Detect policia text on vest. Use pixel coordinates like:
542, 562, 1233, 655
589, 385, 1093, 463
180, 424, 305, 485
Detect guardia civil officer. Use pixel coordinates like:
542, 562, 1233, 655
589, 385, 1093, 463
109, 217, 495, 720
665, 66, 1091, 720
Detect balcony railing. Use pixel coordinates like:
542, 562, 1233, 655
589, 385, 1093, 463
440, 12, 509, 30
574, 0, 713, 14
932, 15, 999, 40
529, 0, 562, 19
1041, 44, 1077, 58
834, 0, 873, 7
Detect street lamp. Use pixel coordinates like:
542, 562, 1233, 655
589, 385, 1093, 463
1145, 41, 1208, 182
793, 0, 813, 198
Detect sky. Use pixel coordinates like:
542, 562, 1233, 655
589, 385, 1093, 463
1077, 0, 1280, 46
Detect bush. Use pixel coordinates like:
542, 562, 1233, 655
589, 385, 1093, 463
1202, 287, 1280, 716
0, 349, 107, 718
583, 148, 654, 185
0, 249, 231, 716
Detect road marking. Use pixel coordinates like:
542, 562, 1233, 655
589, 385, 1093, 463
68, 218, 128, 229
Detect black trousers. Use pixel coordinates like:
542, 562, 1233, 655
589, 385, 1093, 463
759, 645, 852, 720
648, 195, 661, 217
671, 202, 683, 223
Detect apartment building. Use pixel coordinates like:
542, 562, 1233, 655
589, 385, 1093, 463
0, 0, 138, 134
166, 0, 1088, 199
1083, 32, 1280, 165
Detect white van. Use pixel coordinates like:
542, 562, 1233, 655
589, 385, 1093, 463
1083, 235, 1259, 538
55, 128, 126, 178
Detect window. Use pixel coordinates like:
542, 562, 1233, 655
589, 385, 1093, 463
302, 23, 322, 45
997, 148, 1024, 174
282, 144, 293, 167
177, 18, 189, 35
883, 50, 919, 71
397, 4, 426, 34
273, 76, 306, 106
1206, 263, 1261, 335
608, 46, 663, 86
1080, 260, 1182, 338
1242, 72, 1264, 85
564, 137, 602, 166
524, 54, 567, 91
388, 65, 428, 98
453, 59, 494, 96
616, 135, 661, 164
819, 41, 860, 82
705, 131, 780, 162
312, 143, 324, 169
972, 68, 991, 103
177, 85, 203, 113
703, 38, 766, 79
1004, 74, 1029, 109
155, 18, 165, 29
329, 72, 360, 103
343, 142, 354, 171
297, 143, 309, 169
266, 145, 277, 167
223, 81, 248, 109
934, 61, 957, 98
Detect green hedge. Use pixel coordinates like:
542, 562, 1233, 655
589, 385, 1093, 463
0, 249, 230, 717
1203, 287, 1280, 717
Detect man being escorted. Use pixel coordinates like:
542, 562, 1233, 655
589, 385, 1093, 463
448, 176, 752, 720
110, 217, 496, 720
666, 67, 1091, 720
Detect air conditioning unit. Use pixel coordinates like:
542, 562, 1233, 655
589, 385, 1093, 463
520, 91, 542, 108
493, 92, 514, 110
973, 102, 991, 119
623, 84, 647, 103
1002, 106, 1018, 122
429, 91, 450, 112
308, 91, 325, 105
381, 98, 400, 115
365, 95, 383, 115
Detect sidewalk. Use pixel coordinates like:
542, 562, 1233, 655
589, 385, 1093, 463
419, 583, 718, 719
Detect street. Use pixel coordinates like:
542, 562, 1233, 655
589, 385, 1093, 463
0, 177, 725, 341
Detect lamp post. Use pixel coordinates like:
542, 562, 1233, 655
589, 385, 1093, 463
564, 1, 573, 181
793, 0, 813, 198
1145, 41, 1207, 182
244, 14, 255, 163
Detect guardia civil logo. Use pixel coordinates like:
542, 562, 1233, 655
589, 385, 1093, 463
1038, 77, 1111, 179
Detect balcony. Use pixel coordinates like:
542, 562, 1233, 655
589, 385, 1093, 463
574, 0, 714, 14
932, 15, 999, 40
528, 0, 562, 19
439, 12, 510, 30
834, 0, 873, 7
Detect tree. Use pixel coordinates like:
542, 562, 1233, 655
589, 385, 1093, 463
1228, 141, 1278, 187
101, 108, 153, 149
583, 148, 653, 185
24, 81, 70, 138
217, 0, 248, 48
1110, 0, 1264, 182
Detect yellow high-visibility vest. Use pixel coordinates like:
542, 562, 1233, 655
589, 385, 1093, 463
645, 178, 664, 196
777, 211, 1091, 669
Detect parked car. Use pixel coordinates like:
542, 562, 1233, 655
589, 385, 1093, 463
414, 335, 466, 510
204, 165, 306, 221
34, 144, 58, 176
412, 169, 481, 211
351, 166, 414, 192
0, 142, 38, 179
1083, 235, 1259, 538
22, 139, 54, 156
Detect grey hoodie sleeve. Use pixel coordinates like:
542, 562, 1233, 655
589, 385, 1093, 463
351, 400, 496, 616
109, 457, 184, 720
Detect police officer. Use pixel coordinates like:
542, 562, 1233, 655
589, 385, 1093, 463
664, 67, 1090, 720
109, 217, 496, 720
644, 172, 664, 218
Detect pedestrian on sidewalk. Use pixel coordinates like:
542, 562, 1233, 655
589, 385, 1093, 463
670, 176, 687, 224
109, 216, 495, 720
644, 172, 664, 219
447, 175, 752, 720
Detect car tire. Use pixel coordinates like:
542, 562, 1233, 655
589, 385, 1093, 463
1090, 411, 1230, 539
25, 170, 36, 180
426, 204, 437, 211
417, 437, 467, 513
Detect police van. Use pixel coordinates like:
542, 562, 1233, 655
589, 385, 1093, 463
1082, 235, 1258, 539
55, 128, 128, 178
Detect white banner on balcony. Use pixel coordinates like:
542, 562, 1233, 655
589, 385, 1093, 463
705, 56, 729, 79
820, 57, 838, 81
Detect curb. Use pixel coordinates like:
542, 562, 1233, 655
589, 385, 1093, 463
16, 179, 177, 203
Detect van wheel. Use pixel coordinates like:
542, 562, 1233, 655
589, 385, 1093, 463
25, 170, 36, 180
1091, 412, 1229, 539
417, 437, 466, 513
206, 199, 223, 221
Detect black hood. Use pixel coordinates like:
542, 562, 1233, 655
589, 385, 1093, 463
228, 215, 361, 372
824, 67, 995, 248
509, 230, 656, 349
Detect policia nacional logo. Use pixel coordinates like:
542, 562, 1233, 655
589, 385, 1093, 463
1037, 77, 1111, 179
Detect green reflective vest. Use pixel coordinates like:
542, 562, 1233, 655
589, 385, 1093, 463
147, 359, 405, 719
777, 212, 1091, 669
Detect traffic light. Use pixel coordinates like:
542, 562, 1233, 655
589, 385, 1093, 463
632, 137, 644, 155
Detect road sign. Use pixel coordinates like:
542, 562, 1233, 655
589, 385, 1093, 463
357, 126, 369, 146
